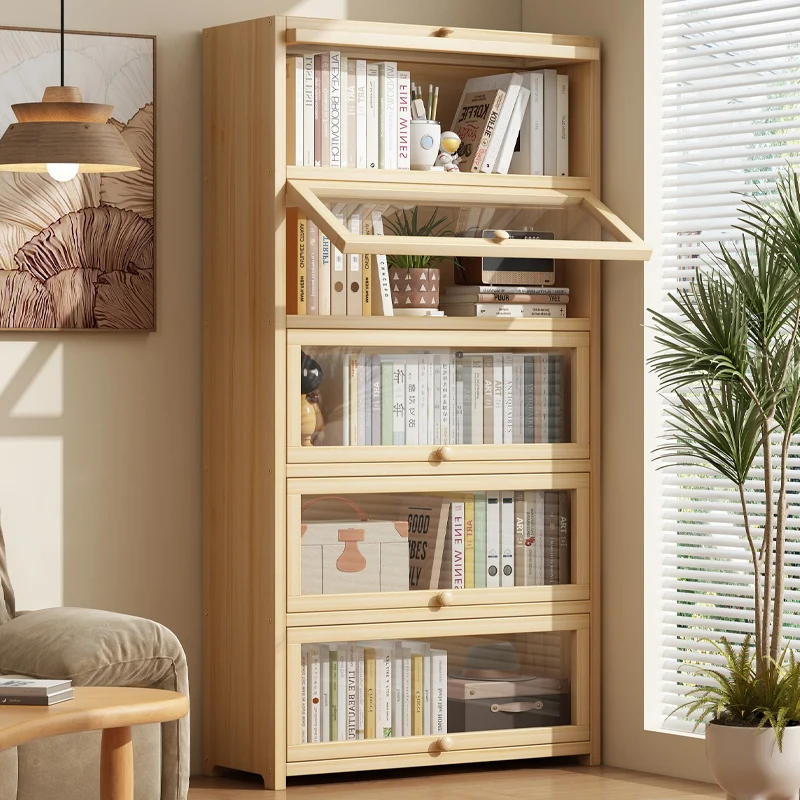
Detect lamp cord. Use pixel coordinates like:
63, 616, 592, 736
60, 0, 64, 86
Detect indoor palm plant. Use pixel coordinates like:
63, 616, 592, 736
649, 169, 800, 799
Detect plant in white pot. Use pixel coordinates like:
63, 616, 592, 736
650, 169, 800, 800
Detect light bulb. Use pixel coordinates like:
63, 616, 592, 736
47, 163, 79, 182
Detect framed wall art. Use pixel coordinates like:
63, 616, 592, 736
0, 28, 155, 330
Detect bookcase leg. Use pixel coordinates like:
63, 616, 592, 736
578, 752, 601, 767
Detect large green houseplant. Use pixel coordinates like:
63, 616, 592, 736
649, 169, 800, 799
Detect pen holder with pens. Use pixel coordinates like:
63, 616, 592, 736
410, 120, 441, 170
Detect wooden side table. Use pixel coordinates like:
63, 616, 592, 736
0, 686, 188, 800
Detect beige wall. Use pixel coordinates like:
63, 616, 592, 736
0, 0, 521, 773
522, 0, 711, 782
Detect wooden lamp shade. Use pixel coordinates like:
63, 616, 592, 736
0, 86, 140, 173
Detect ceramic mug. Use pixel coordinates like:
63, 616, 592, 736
410, 120, 441, 170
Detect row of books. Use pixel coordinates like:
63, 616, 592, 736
0, 678, 73, 706
439, 285, 569, 319
299, 641, 447, 743
337, 352, 566, 446
441, 490, 571, 590
287, 54, 415, 171
453, 70, 569, 175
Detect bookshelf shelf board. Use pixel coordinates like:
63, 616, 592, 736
286, 166, 594, 192
285, 315, 592, 333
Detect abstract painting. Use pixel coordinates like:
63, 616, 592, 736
0, 29, 155, 330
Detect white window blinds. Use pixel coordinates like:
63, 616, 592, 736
655, 0, 800, 734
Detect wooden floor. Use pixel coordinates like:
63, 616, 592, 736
190, 763, 724, 799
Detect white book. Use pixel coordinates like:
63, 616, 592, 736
328, 646, 339, 741
503, 354, 514, 444
401, 645, 412, 737
0, 678, 71, 696
512, 354, 525, 443
371, 213, 393, 316
319, 233, 331, 315
495, 85, 530, 175
392, 360, 405, 445
470, 356, 484, 445
493, 355, 503, 444
449, 358, 457, 444
346, 211, 362, 316
329, 52, 343, 168
397, 70, 411, 170
424, 354, 435, 445
356, 60, 368, 169
477, 74, 523, 173
557, 73, 569, 176
319, 644, 331, 742
405, 358, 419, 445
510, 72, 543, 175
357, 353, 367, 446
392, 642, 403, 737
300, 645, 309, 743
309, 645, 322, 743
346, 58, 357, 168
431, 649, 447, 734
377, 62, 398, 170
346, 642, 358, 739
342, 355, 350, 446
455, 376, 464, 445
366, 63, 379, 169
356, 645, 365, 740
501, 492, 515, 587
418, 357, 428, 446
440, 303, 567, 318
536, 490, 545, 585
486, 491, 501, 587
331, 206, 347, 315
439, 355, 450, 445
406, 643, 431, 735
336, 645, 348, 741
376, 645, 394, 738
540, 354, 550, 443
433, 362, 442, 444
451, 501, 465, 589
288, 56, 303, 167
303, 55, 315, 167
540, 69, 558, 175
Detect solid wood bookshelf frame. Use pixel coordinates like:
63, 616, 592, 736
202, 15, 648, 789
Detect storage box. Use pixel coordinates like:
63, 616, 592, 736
301, 496, 409, 595
447, 674, 570, 732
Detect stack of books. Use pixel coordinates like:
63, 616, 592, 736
299, 641, 447, 743
336, 351, 566, 446
0, 678, 73, 706
439, 285, 570, 318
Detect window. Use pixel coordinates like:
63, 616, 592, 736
645, 0, 800, 734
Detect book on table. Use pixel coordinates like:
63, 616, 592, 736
0, 678, 74, 706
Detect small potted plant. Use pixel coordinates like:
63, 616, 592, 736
383, 206, 457, 311
649, 168, 800, 800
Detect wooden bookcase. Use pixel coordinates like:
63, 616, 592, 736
202, 16, 649, 790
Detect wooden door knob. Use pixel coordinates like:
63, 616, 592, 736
437, 735, 454, 752
435, 445, 454, 462
437, 591, 454, 607
434, 27, 455, 37
493, 229, 510, 244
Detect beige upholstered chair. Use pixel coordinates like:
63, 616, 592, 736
0, 521, 189, 800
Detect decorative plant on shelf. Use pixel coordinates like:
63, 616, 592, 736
649, 168, 800, 799
382, 205, 459, 311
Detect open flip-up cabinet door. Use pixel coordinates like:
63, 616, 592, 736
286, 178, 651, 262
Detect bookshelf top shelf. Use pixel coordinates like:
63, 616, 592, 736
285, 16, 600, 68
286, 316, 591, 333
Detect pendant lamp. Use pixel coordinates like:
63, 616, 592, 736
0, 0, 140, 181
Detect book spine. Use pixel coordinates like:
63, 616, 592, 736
445, 292, 569, 303
392, 642, 403, 737
303, 55, 315, 167
471, 88, 506, 173
306, 221, 318, 315
378, 62, 398, 169
309, 645, 321, 743
486, 492, 500, 587
512, 354, 525, 444
371, 214, 394, 316
338, 646, 348, 741
319, 233, 331, 315
297, 214, 307, 315
364, 647, 376, 739
473, 491, 487, 589
405, 357, 419, 445
542, 69, 558, 176
445, 285, 570, 296
377, 647, 393, 738
313, 54, 322, 167
411, 653, 424, 736
440, 355, 451, 445
320, 53, 331, 167
501, 491, 515, 587
503, 353, 513, 444
349, 355, 358, 446
329, 52, 343, 168
552, 355, 565, 443
402, 646, 412, 737
331, 209, 347, 315
356, 60, 368, 169
381, 359, 393, 445
536, 490, 545, 585
449, 358, 457, 444
524, 355, 535, 444
418, 356, 428, 446
371, 357, 381, 447
361, 215, 373, 316
440, 303, 566, 318
397, 70, 411, 170
363, 353, 371, 446
540, 353, 550, 445
320, 644, 331, 742
514, 490, 525, 587
495, 85, 529, 175
455, 369, 464, 445
483, 355, 494, 445
559, 490, 571, 584
493, 354, 503, 444
557, 73, 569, 177
481, 82, 520, 173
433, 361, 442, 444
424, 355, 435, 445
464, 493, 475, 589
329, 647, 339, 741
545, 490, 559, 585
342, 356, 350, 446
524, 490, 537, 586
300, 645, 308, 743
287, 56, 303, 167
356, 646, 365, 739
392, 360, 405, 445
356, 354, 366, 446
458, 356, 469, 444
347, 212, 362, 315
422, 647, 432, 736
346, 58, 357, 168
366, 64, 379, 169
530, 72, 544, 175
431, 649, 447, 734
451, 501, 465, 589
470, 357, 483, 444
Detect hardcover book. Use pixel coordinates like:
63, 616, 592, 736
452, 88, 506, 173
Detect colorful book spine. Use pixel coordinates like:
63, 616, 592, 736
297, 213, 307, 315
514, 491, 526, 586
397, 70, 411, 170
377, 62, 398, 170
451, 501, 465, 590
361, 215, 373, 316
471, 89, 506, 173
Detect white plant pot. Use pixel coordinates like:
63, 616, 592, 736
706, 721, 800, 800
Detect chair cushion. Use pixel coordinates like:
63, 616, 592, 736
0, 516, 15, 626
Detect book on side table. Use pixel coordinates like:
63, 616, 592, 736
0, 678, 74, 706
